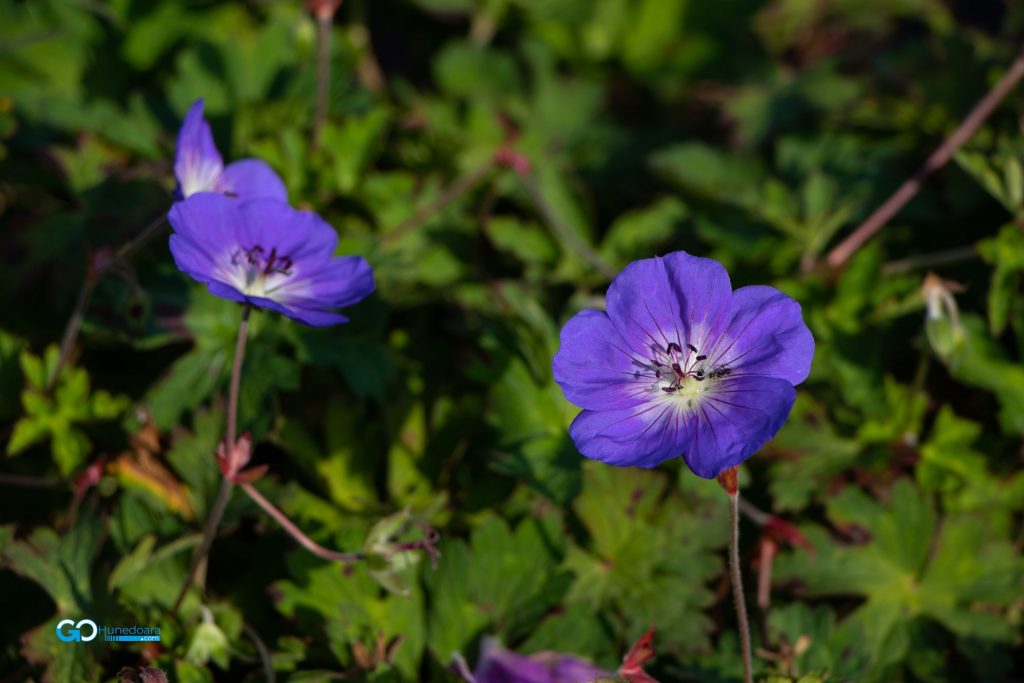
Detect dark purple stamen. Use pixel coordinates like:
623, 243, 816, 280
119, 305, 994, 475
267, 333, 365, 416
233, 245, 294, 276
686, 343, 698, 353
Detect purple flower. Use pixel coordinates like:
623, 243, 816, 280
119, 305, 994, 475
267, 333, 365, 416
168, 193, 374, 326
457, 638, 611, 683
175, 99, 287, 201
552, 251, 813, 478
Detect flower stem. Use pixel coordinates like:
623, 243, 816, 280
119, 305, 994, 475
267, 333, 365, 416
728, 490, 754, 683
239, 481, 363, 563
311, 10, 333, 151
171, 305, 252, 617
47, 213, 168, 391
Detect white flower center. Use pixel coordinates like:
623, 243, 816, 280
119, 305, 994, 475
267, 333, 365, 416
638, 338, 733, 411
224, 245, 295, 298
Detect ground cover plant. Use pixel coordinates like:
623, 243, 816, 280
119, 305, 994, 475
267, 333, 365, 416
1, 0, 1024, 681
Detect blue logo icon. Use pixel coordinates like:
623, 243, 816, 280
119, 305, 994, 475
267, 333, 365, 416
55, 619, 98, 642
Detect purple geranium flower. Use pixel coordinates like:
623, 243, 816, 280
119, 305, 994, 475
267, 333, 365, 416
455, 638, 611, 683
168, 193, 374, 326
553, 251, 813, 478
175, 99, 287, 201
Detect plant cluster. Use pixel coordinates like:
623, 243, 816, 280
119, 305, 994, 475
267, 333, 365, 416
2, 1, 1024, 682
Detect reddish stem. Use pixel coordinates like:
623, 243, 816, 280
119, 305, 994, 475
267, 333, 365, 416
825, 46, 1024, 271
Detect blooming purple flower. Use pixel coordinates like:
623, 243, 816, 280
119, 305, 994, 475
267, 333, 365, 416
456, 638, 611, 683
552, 251, 813, 478
174, 99, 287, 201
168, 193, 374, 326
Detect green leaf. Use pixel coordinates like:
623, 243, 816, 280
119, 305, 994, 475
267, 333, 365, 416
7, 415, 50, 455
186, 620, 231, 669
598, 198, 688, 267
775, 479, 1023, 666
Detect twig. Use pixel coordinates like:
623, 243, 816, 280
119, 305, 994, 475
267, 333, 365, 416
825, 46, 1024, 271
171, 305, 252, 617
517, 171, 618, 280
379, 163, 495, 247
47, 213, 168, 390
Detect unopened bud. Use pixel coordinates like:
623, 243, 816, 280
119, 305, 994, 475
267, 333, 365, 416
306, 0, 342, 20
716, 466, 739, 496
921, 273, 966, 365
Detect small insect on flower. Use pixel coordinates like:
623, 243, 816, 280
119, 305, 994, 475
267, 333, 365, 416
552, 251, 814, 479
174, 99, 287, 201
168, 193, 374, 327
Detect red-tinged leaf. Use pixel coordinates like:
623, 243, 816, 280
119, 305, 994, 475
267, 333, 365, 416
619, 628, 659, 683
765, 516, 815, 553
233, 464, 269, 485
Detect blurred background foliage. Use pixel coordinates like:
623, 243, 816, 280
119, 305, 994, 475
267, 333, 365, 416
2, 0, 1024, 681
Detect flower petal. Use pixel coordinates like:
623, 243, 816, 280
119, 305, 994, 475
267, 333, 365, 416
246, 296, 350, 327
553, 310, 652, 411
174, 99, 224, 198
569, 401, 689, 468
222, 159, 288, 202
168, 192, 244, 257
168, 233, 218, 284
205, 280, 248, 304
235, 199, 338, 269
605, 256, 685, 359
683, 375, 795, 478
707, 285, 814, 385
306, 255, 375, 308
662, 251, 733, 353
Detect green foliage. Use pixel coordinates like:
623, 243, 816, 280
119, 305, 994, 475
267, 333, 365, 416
3, 0, 1024, 681
8, 346, 128, 475
775, 480, 1023, 679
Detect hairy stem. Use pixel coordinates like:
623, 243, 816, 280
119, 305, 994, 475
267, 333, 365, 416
729, 491, 754, 683
825, 45, 1024, 271
239, 481, 363, 563
171, 305, 252, 617
47, 213, 168, 391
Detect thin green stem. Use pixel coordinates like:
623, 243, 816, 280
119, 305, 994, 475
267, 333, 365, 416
171, 305, 252, 617
729, 491, 754, 683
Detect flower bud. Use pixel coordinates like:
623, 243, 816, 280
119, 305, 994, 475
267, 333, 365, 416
922, 273, 966, 365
